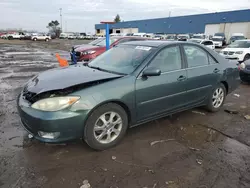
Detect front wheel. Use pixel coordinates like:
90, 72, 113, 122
45, 38, 49, 42
206, 84, 226, 112
84, 103, 128, 150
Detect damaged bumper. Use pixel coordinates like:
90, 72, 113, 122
17, 94, 87, 143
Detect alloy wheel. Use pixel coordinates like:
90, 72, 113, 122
212, 88, 224, 108
93, 112, 122, 144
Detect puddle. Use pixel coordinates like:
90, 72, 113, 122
174, 124, 220, 148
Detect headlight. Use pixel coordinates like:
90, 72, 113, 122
82, 50, 96, 55
235, 51, 243, 54
31, 96, 80, 111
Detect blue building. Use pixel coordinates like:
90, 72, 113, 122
95, 9, 250, 39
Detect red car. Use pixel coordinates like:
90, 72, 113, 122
71, 36, 149, 62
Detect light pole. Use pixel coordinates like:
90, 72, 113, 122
59, 8, 63, 32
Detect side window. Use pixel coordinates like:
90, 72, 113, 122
183, 45, 209, 68
149, 46, 182, 72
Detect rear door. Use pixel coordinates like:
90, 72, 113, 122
182, 44, 221, 105
135, 45, 188, 121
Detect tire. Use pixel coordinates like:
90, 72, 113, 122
33, 38, 37, 41
8, 36, 13, 40
45, 38, 49, 42
243, 54, 250, 62
206, 83, 226, 112
84, 103, 128, 150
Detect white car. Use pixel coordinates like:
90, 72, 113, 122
190, 39, 215, 50
31, 34, 51, 41
220, 40, 250, 62
8, 32, 25, 40
212, 36, 223, 47
68, 35, 77, 39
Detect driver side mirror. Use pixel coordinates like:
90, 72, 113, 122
142, 67, 161, 77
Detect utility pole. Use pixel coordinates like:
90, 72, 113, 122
59, 8, 63, 32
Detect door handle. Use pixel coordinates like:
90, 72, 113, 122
213, 68, 220, 73
177, 75, 187, 81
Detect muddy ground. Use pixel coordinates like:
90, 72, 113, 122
0, 39, 250, 188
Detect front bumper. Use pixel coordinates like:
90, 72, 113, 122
17, 94, 87, 143
220, 53, 244, 62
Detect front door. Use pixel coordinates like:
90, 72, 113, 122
135, 45, 188, 122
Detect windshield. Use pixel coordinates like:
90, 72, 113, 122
192, 35, 204, 39
88, 45, 153, 74
89, 38, 104, 45
227, 40, 250, 48
231, 36, 245, 40
212, 37, 223, 41
95, 37, 118, 46
214, 33, 225, 37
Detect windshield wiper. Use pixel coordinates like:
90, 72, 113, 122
88, 65, 127, 75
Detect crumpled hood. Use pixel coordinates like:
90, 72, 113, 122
25, 65, 122, 94
75, 44, 102, 52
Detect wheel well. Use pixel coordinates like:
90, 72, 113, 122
88, 101, 132, 125
221, 81, 228, 94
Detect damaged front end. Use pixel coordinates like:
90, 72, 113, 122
22, 78, 119, 104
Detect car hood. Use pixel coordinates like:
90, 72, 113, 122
222, 48, 248, 52
25, 66, 122, 94
75, 44, 102, 52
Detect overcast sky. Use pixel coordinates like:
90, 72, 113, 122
1, 0, 249, 33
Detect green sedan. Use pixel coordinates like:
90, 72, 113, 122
17, 41, 240, 150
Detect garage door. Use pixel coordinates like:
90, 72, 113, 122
225, 22, 249, 39
205, 24, 220, 36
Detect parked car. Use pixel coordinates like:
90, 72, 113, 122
59, 33, 68, 39
31, 34, 51, 41
68, 35, 77, 39
133, 33, 146, 37
73, 38, 105, 49
20, 33, 32, 40
229, 33, 246, 44
214, 33, 226, 46
71, 36, 149, 62
212, 36, 224, 48
153, 35, 163, 40
190, 39, 215, 50
17, 41, 240, 150
8, 32, 25, 40
166, 35, 177, 41
220, 40, 250, 62
190, 34, 206, 43
239, 59, 250, 82
177, 34, 190, 41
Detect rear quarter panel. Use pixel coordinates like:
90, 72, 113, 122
207, 47, 240, 93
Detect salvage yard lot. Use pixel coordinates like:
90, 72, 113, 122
0, 39, 250, 188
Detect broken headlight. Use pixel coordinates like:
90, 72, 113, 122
31, 96, 80, 111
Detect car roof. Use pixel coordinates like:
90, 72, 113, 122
121, 40, 182, 47
234, 39, 250, 42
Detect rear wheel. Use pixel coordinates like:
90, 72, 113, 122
33, 38, 37, 41
84, 103, 128, 150
45, 38, 49, 42
206, 84, 226, 112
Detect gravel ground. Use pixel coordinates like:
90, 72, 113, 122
0, 39, 250, 188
